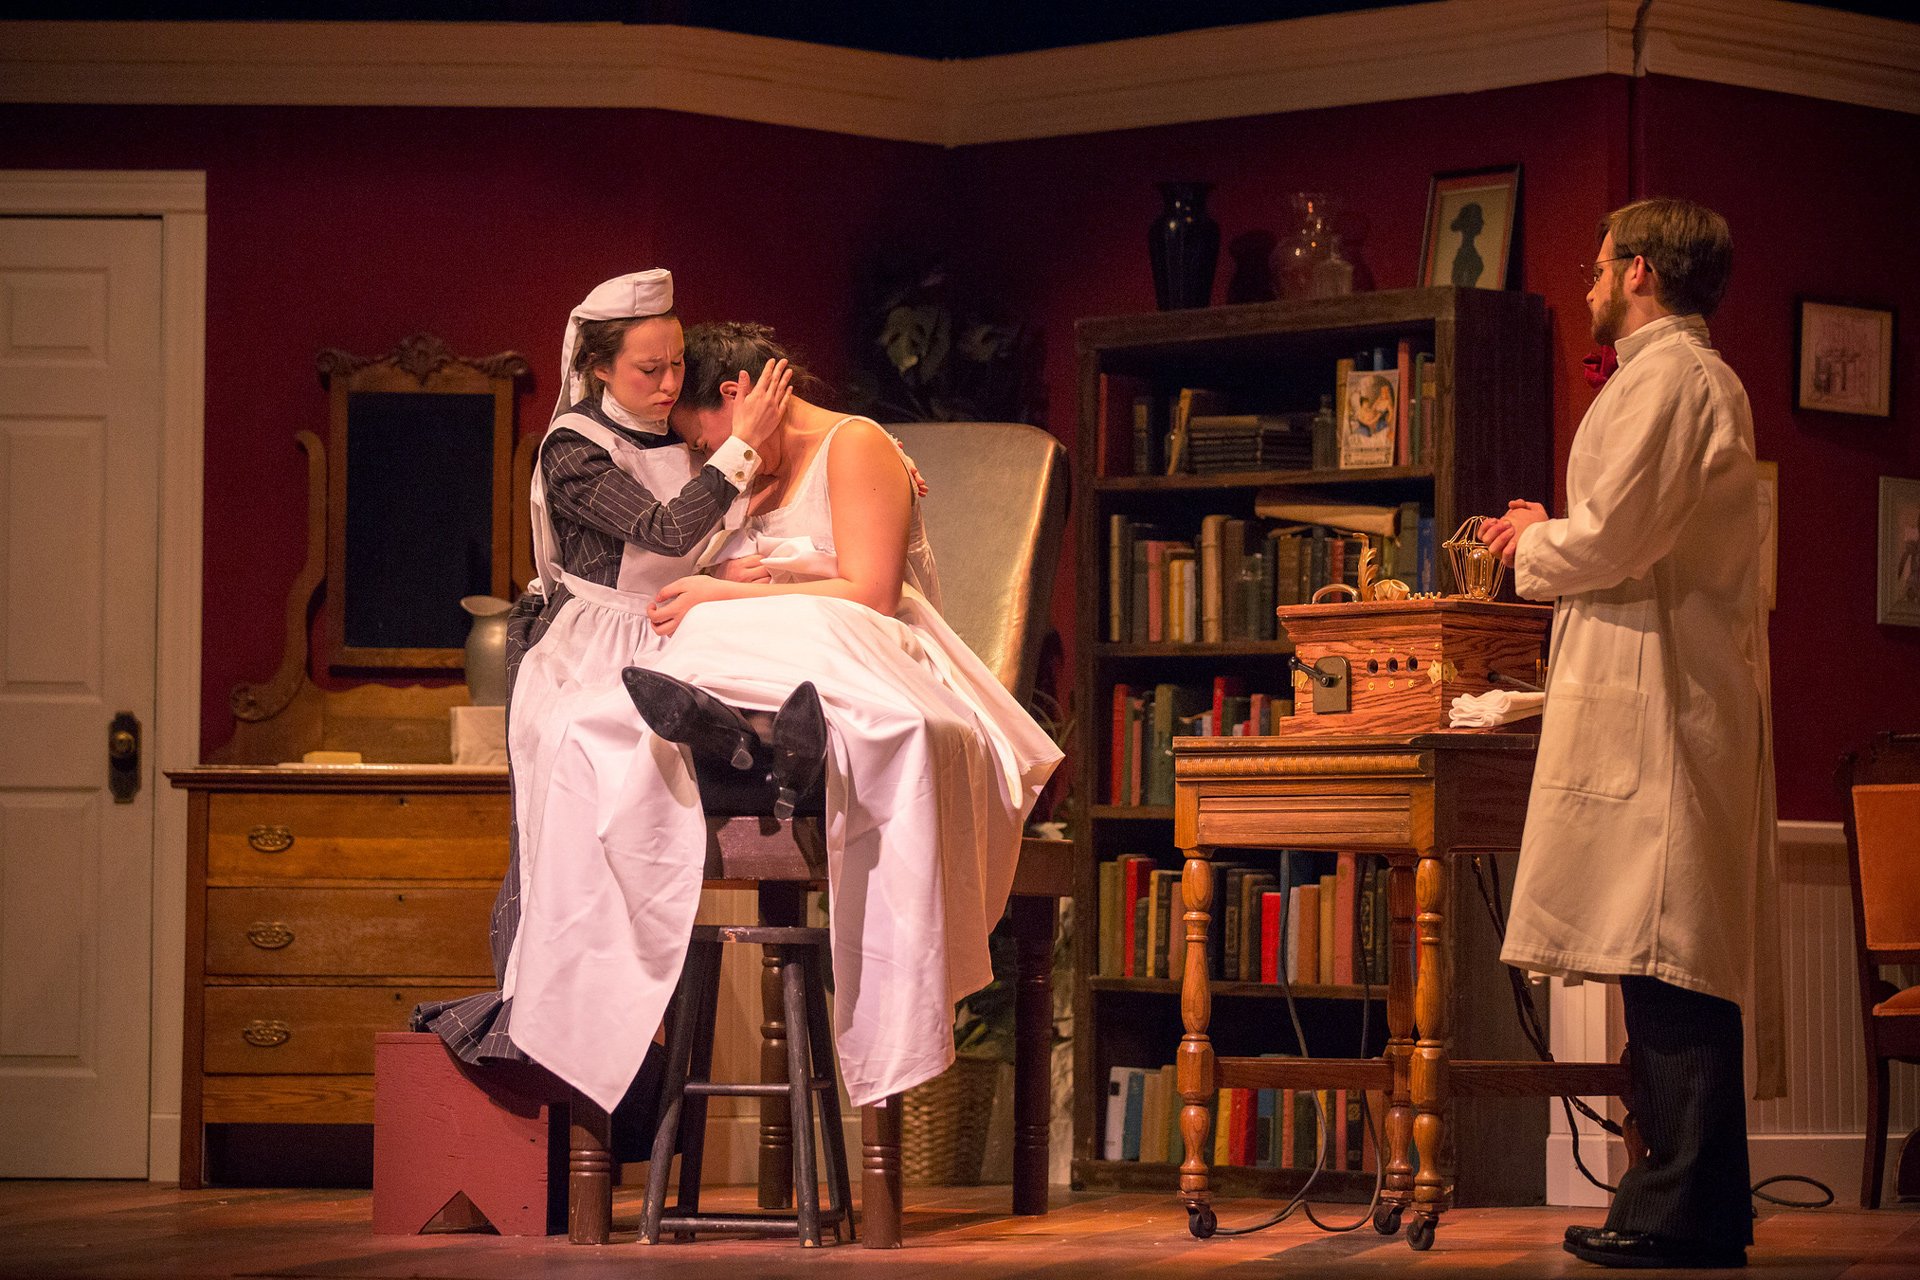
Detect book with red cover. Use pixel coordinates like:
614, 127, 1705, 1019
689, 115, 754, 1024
1144, 541, 1169, 642
1233, 1087, 1257, 1166
1259, 890, 1283, 983
1333, 852, 1358, 983
1279, 1088, 1296, 1169
1121, 855, 1152, 976
1109, 684, 1131, 803
1210, 675, 1245, 731
1334, 1088, 1350, 1170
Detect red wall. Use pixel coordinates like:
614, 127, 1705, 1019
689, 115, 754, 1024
3, 71, 1912, 818
0, 105, 951, 758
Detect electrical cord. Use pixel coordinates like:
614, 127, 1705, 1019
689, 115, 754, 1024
1205, 862, 1387, 1237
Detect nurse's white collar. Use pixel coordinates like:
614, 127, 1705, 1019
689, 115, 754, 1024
1615, 312, 1709, 366
599, 388, 670, 436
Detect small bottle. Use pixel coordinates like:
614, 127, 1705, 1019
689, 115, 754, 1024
1311, 394, 1336, 471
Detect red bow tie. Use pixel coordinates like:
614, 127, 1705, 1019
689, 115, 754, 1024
1582, 346, 1619, 388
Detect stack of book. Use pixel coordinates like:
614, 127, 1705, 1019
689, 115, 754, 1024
1185, 413, 1315, 474
1108, 678, 1294, 807
1098, 850, 1391, 985
1103, 1066, 1386, 1173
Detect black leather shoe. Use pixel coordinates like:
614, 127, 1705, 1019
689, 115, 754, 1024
622, 668, 758, 770
1564, 1228, 1746, 1269
768, 682, 828, 821
1565, 1224, 1606, 1247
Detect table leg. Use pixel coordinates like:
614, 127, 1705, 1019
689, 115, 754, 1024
1010, 894, 1055, 1216
757, 883, 803, 1210
859, 1096, 903, 1248
1409, 850, 1452, 1250
1177, 845, 1218, 1237
1380, 855, 1416, 1231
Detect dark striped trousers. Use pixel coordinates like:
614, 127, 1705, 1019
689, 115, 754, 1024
1606, 975, 1754, 1249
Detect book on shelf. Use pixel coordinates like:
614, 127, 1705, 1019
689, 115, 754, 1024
1147, 869, 1179, 980
1165, 387, 1225, 476
1253, 494, 1400, 539
1333, 853, 1358, 984
1317, 873, 1338, 985
1104, 1066, 1129, 1160
1132, 394, 1166, 476
1122, 1068, 1147, 1160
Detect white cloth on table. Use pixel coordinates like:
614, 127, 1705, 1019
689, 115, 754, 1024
1447, 689, 1544, 728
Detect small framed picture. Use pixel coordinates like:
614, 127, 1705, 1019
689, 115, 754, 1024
1339, 367, 1397, 468
1420, 165, 1521, 290
1797, 299, 1894, 417
1879, 476, 1920, 627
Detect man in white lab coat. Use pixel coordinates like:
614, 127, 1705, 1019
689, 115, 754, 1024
1484, 198, 1781, 1271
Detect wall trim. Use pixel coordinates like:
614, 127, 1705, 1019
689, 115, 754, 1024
0, 169, 206, 1183
2, 2, 1916, 146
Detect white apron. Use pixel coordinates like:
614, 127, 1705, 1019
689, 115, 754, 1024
1498, 315, 1783, 1097
524, 419, 1062, 1111
500, 413, 725, 1005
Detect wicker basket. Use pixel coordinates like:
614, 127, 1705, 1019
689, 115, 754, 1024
900, 1055, 1000, 1186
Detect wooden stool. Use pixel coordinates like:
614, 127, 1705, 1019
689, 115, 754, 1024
640, 924, 854, 1247
372, 1031, 567, 1236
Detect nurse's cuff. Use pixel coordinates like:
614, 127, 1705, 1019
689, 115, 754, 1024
704, 436, 762, 492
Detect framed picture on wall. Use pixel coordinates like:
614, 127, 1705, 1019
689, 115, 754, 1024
1879, 476, 1920, 627
1797, 299, 1894, 416
1419, 165, 1520, 290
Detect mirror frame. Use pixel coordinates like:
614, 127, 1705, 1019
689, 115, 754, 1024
317, 333, 530, 672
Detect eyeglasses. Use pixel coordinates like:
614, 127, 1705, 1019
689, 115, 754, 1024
1581, 255, 1635, 286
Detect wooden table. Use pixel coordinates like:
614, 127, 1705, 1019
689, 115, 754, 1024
1171, 732, 1630, 1251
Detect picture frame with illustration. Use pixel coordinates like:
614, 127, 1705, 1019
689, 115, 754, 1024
1797, 299, 1894, 417
1338, 367, 1398, 468
1879, 476, 1920, 628
1420, 165, 1521, 290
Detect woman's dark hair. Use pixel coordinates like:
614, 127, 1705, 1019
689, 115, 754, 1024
570, 311, 677, 398
682, 321, 822, 409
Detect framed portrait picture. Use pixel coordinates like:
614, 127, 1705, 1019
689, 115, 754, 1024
1338, 366, 1397, 468
1420, 165, 1520, 290
1879, 476, 1920, 627
1797, 299, 1894, 416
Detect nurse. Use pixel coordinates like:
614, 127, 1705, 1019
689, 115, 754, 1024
414, 269, 790, 1083
1483, 199, 1780, 1272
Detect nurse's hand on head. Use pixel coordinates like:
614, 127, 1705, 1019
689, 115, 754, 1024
648, 574, 742, 636
729, 358, 793, 452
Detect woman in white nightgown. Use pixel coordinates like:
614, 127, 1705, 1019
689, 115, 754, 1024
506, 322, 1060, 1113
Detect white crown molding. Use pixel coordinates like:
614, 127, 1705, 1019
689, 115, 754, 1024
0, 167, 205, 214
0, 2, 1915, 146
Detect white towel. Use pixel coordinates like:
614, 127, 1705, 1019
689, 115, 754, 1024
1448, 689, 1545, 728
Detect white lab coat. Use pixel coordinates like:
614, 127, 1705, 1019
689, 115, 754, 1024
1500, 313, 1783, 1099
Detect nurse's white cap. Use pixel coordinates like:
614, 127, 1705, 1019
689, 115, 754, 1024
555, 268, 674, 420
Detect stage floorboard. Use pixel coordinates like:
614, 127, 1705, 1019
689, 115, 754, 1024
1, 1182, 1916, 1279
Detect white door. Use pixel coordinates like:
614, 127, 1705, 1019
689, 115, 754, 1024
0, 217, 163, 1177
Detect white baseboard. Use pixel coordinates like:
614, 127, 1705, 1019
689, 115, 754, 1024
148, 1113, 180, 1184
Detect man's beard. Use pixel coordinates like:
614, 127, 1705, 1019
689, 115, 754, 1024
1590, 277, 1628, 346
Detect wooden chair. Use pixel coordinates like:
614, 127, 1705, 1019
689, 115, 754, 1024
568, 420, 1070, 1246
1837, 731, 1920, 1208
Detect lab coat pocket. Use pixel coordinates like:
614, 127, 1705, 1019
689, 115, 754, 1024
1536, 682, 1647, 800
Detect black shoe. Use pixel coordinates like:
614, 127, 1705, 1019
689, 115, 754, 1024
621, 668, 757, 770
1564, 1228, 1746, 1269
1566, 1224, 1606, 1247
768, 682, 828, 820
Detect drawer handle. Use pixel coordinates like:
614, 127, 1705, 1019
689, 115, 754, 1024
246, 921, 295, 950
247, 825, 294, 854
242, 1019, 291, 1048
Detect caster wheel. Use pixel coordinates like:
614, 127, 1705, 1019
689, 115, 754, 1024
1372, 1204, 1402, 1235
1407, 1216, 1436, 1251
1188, 1205, 1218, 1239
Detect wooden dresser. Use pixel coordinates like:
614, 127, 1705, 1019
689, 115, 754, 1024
169, 765, 509, 1188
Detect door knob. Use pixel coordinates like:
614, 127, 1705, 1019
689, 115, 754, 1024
108, 712, 141, 804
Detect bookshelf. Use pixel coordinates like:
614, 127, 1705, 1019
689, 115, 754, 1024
1069, 287, 1550, 1198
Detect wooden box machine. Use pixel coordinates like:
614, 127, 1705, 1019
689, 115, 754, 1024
1272, 598, 1551, 736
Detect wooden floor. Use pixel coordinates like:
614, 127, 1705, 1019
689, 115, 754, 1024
1, 1182, 1916, 1280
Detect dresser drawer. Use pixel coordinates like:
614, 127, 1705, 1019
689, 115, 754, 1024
207, 791, 508, 882
205, 887, 495, 976
202, 985, 485, 1075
